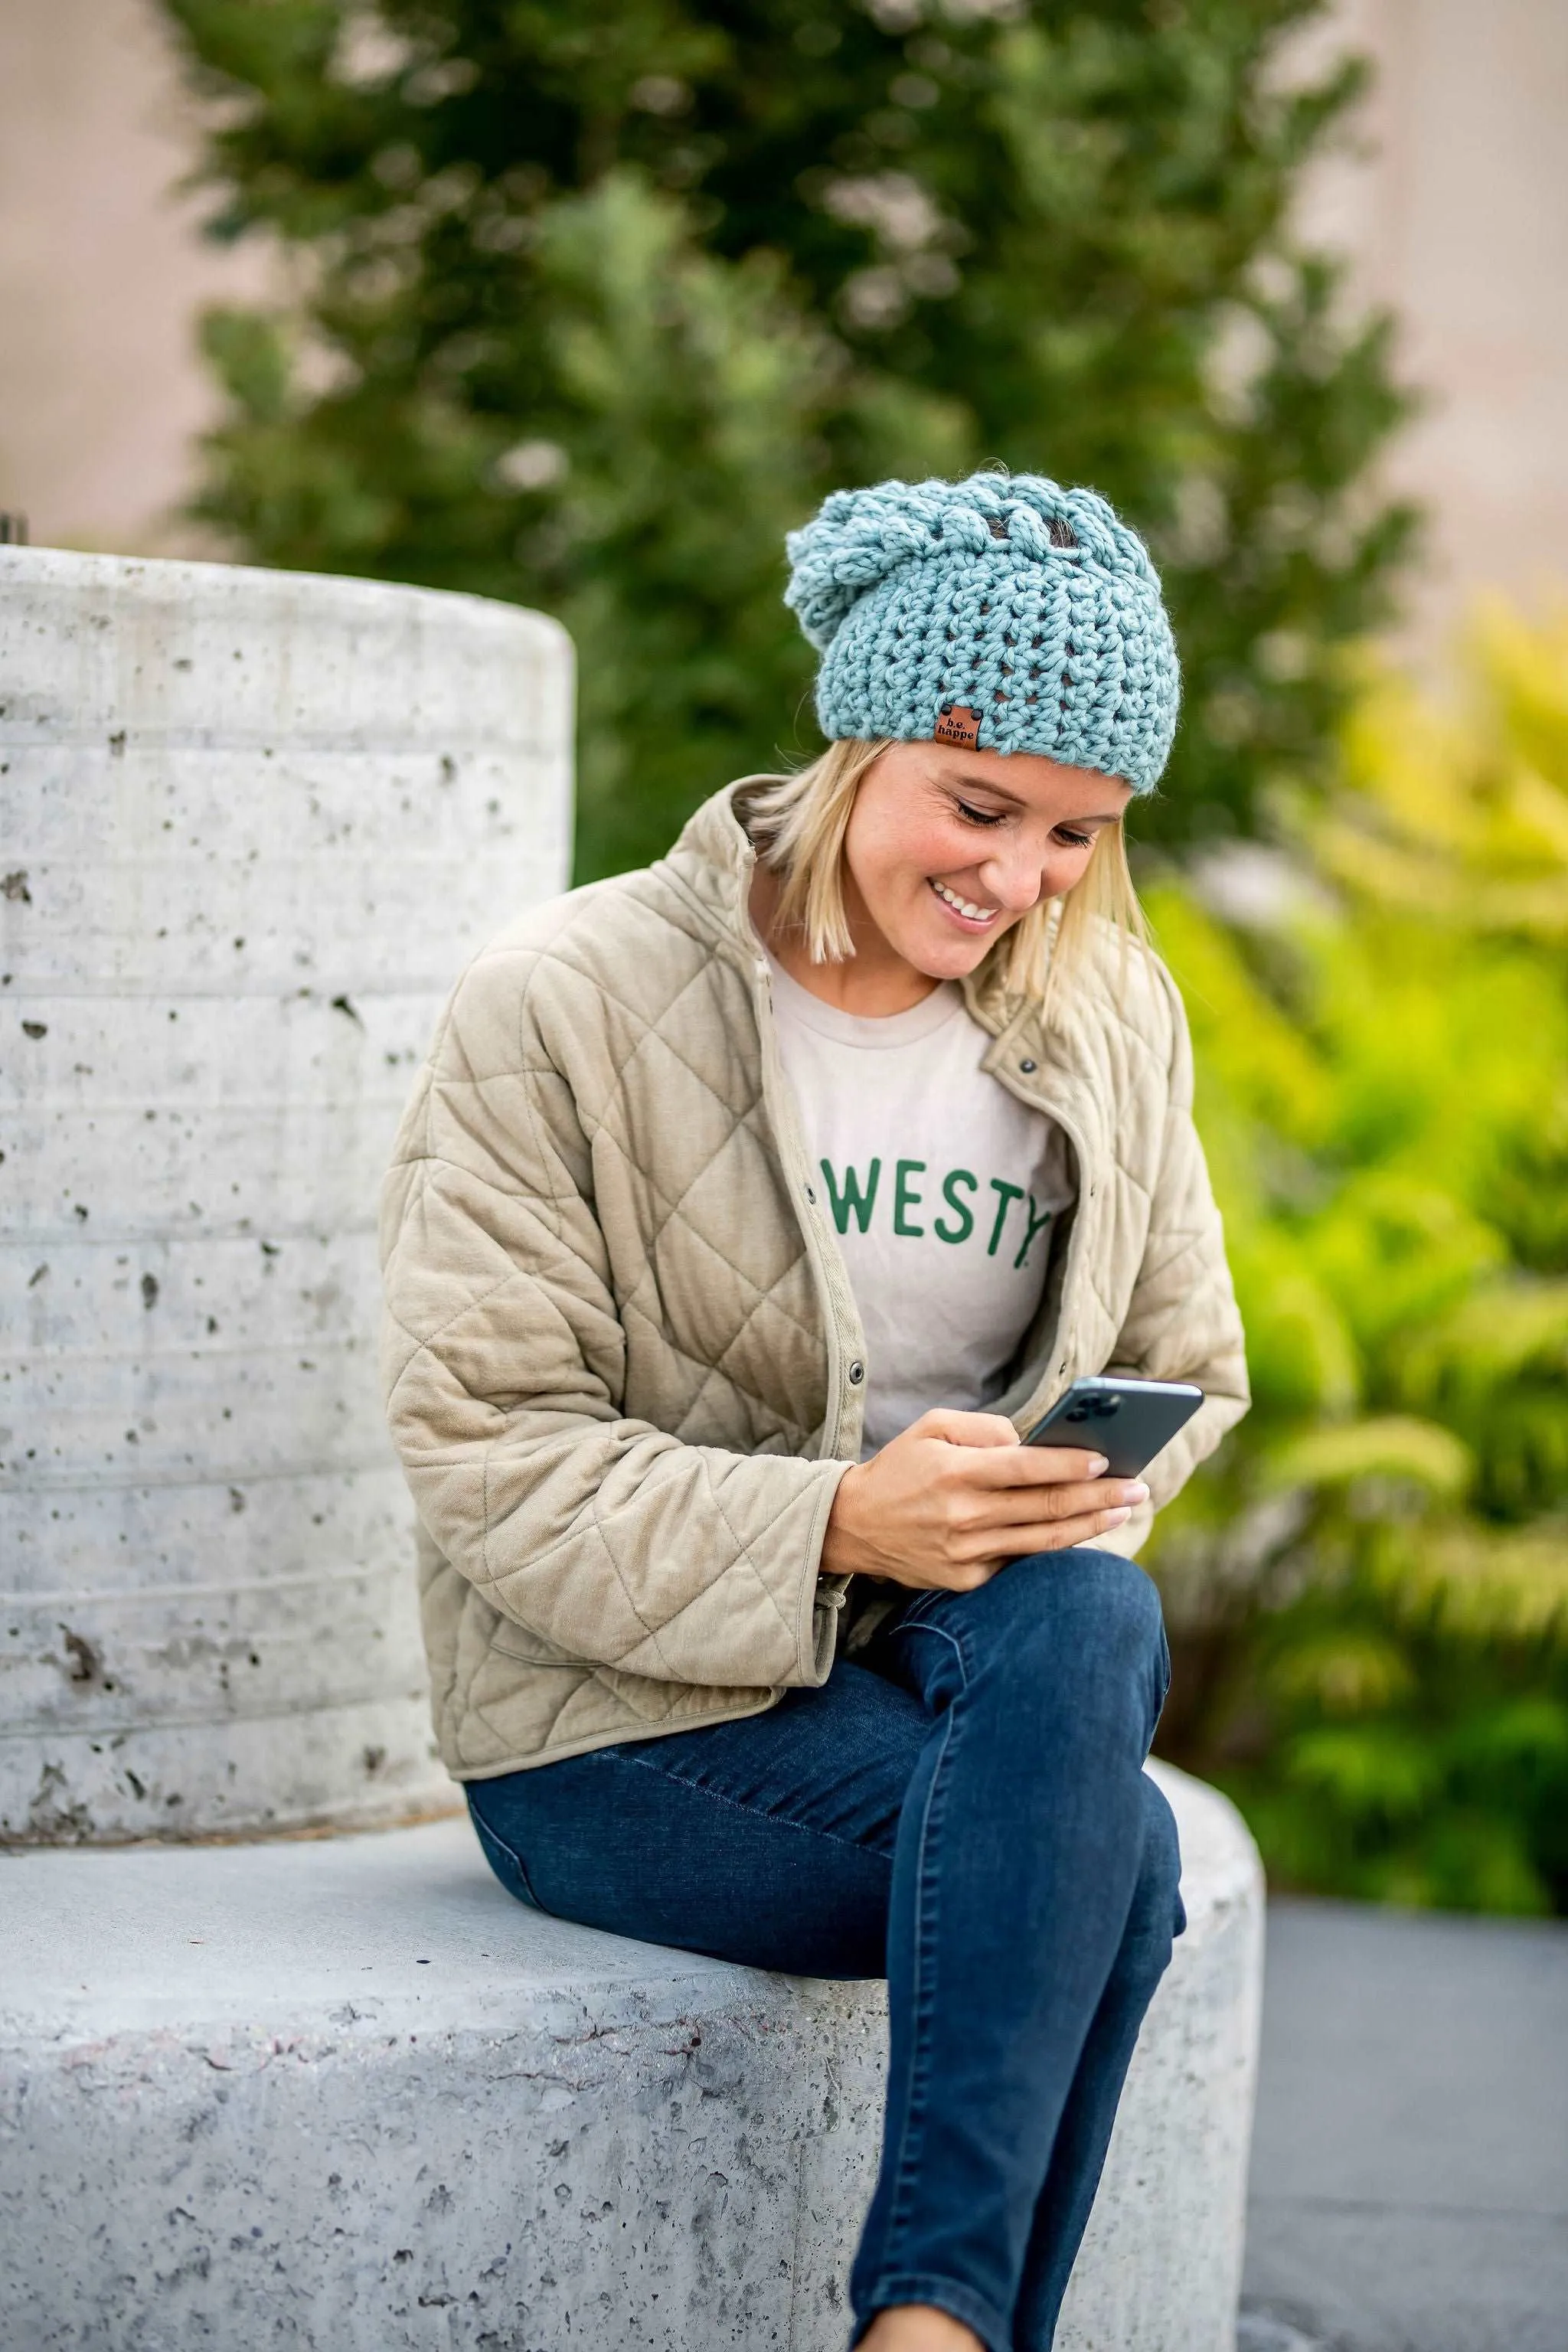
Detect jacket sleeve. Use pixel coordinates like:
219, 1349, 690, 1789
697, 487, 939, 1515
378, 944, 848, 1691
1107, 970, 1250, 1513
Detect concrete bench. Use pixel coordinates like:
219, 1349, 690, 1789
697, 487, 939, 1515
0, 1760, 1261, 2351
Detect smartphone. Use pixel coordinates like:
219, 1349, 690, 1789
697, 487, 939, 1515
1022, 1376, 1203, 1479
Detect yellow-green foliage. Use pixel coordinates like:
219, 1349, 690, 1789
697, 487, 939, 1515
1148, 605, 1568, 1913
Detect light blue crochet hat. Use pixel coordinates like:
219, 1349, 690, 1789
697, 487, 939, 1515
784, 470, 1179, 794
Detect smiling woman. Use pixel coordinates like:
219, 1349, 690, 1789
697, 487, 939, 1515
748, 735, 1142, 1011
379, 469, 1247, 2352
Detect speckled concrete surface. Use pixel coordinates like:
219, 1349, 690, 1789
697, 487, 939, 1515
0, 548, 572, 1844
0, 1762, 1261, 2351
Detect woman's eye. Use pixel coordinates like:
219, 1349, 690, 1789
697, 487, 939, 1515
1055, 828, 1093, 850
955, 799, 1006, 827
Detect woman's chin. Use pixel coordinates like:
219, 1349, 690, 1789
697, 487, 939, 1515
899, 923, 999, 980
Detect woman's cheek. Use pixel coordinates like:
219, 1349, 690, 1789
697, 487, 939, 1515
1044, 850, 1093, 898
926, 827, 985, 875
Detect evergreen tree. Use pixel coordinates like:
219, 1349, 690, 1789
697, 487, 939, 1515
162, 0, 1416, 879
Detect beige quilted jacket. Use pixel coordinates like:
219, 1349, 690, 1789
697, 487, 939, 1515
380, 782, 1248, 1780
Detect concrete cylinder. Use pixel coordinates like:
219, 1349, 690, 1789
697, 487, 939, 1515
0, 549, 573, 1842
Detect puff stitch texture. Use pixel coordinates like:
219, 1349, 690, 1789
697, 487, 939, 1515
785, 470, 1179, 793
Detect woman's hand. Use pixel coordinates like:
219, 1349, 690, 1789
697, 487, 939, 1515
821, 1409, 1147, 1592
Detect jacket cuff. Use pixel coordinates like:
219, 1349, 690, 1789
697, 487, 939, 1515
795, 1459, 855, 1684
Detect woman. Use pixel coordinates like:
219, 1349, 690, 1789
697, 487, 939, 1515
380, 470, 1248, 2352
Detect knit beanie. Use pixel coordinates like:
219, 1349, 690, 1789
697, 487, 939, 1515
784, 470, 1179, 795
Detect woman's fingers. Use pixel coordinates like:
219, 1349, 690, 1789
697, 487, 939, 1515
959, 1505, 1142, 1561
964, 1476, 1148, 1531
915, 1493, 1138, 1586
909, 1408, 1025, 1449
978, 1500, 1138, 1557
959, 1439, 1110, 1488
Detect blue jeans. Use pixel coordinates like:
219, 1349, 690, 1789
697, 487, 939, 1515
467, 1547, 1183, 2352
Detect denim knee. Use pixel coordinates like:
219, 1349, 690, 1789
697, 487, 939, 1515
1067, 1544, 1165, 1635
995, 1546, 1164, 1674
945, 1547, 1170, 1757
1135, 1772, 1186, 1942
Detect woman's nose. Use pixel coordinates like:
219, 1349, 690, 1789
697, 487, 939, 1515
977, 846, 1049, 913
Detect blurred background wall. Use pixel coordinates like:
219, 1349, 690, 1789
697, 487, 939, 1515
0, 0, 272, 557
2, 0, 1563, 652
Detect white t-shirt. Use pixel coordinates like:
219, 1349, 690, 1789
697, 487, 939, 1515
768, 956, 1075, 1456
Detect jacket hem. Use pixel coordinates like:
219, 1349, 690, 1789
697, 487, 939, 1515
444, 1689, 786, 1781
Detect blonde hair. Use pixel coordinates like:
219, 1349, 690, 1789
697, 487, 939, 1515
746, 737, 1149, 1021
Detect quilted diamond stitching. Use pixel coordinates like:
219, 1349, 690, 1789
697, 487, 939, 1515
384, 797, 1246, 1781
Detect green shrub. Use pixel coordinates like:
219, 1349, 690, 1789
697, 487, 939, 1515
160, 0, 1415, 874
1149, 605, 1568, 1913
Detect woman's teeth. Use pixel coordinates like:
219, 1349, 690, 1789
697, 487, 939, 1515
930, 878, 998, 923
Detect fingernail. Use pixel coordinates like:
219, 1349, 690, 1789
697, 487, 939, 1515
1125, 1481, 1150, 1504
1088, 1454, 1109, 1475
1105, 1504, 1132, 1525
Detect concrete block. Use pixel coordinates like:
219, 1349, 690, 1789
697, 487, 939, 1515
0, 549, 574, 1842
0, 1760, 1262, 2350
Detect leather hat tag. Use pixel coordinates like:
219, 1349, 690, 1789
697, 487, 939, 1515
934, 701, 982, 748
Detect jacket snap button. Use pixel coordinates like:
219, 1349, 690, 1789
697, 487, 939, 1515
1020, 1057, 1037, 1074
848, 1361, 864, 1385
